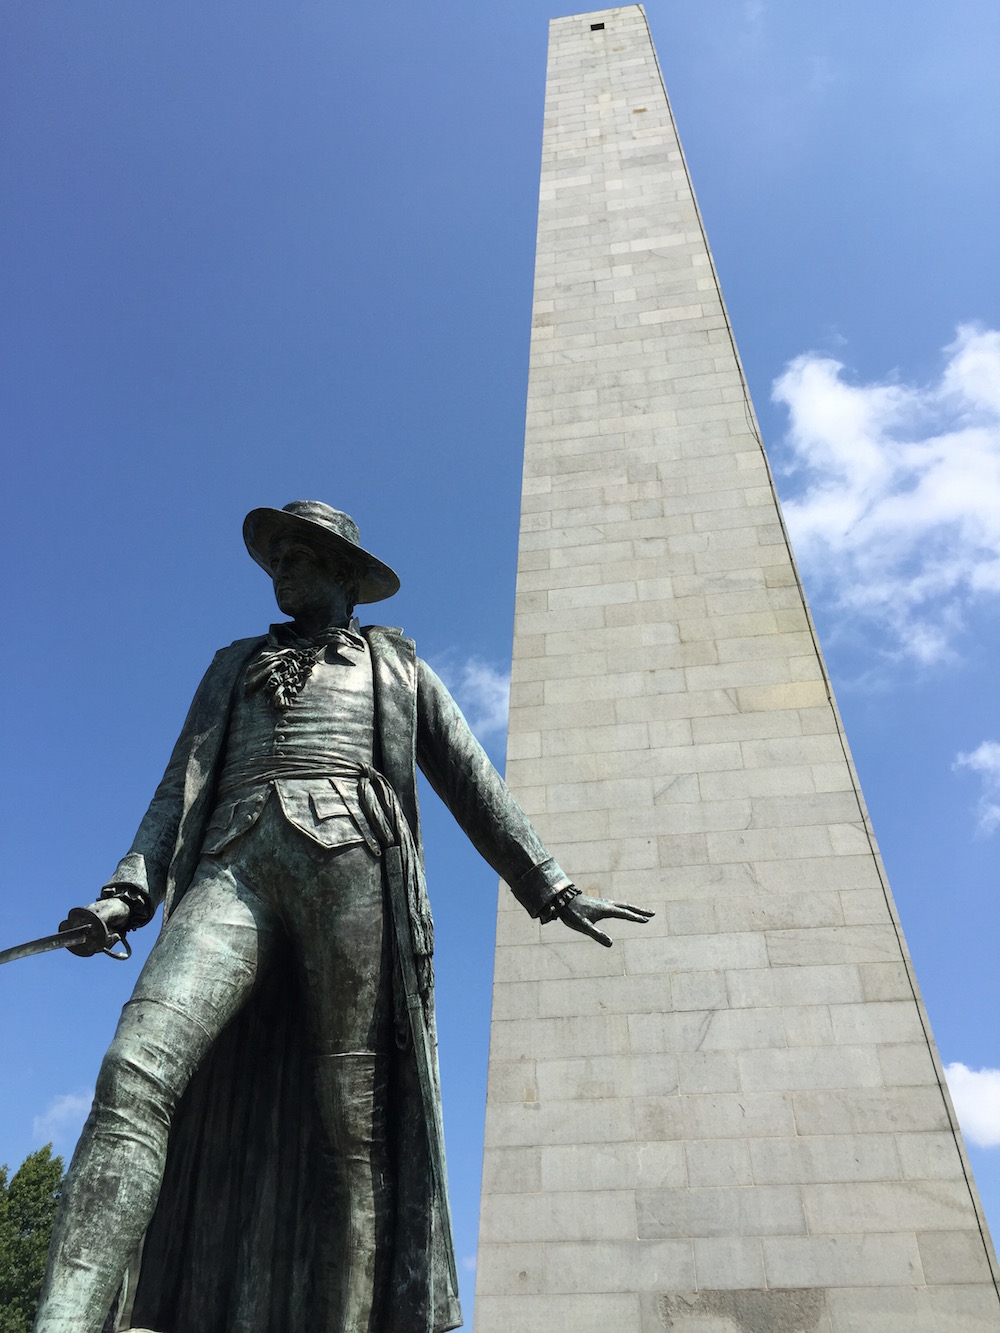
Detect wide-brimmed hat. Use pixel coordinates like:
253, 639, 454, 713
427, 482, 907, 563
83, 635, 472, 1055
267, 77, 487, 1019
243, 501, 400, 604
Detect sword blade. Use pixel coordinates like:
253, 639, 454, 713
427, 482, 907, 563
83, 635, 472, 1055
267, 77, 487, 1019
0, 926, 94, 968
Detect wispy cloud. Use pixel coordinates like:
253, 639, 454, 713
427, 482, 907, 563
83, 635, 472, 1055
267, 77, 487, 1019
33, 1089, 93, 1152
954, 740, 1000, 834
435, 656, 510, 741
773, 324, 1000, 663
944, 1063, 1000, 1148
456, 659, 510, 738
461, 1254, 477, 1274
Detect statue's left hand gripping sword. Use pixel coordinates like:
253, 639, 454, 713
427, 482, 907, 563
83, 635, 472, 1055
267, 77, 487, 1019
0, 896, 134, 967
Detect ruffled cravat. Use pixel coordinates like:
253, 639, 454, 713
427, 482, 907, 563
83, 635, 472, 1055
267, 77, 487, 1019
244, 622, 366, 708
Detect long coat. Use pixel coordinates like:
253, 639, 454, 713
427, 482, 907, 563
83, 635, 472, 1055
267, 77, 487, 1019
104, 625, 569, 1333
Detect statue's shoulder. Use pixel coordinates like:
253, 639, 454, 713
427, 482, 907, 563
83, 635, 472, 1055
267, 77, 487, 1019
220, 633, 268, 653
361, 624, 415, 655
174, 636, 265, 735
194, 635, 266, 693
213, 634, 268, 665
361, 624, 406, 638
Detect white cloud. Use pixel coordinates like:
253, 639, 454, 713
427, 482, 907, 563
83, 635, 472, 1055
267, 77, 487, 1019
439, 656, 510, 740
773, 324, 1000, 663
461, 1254, 478, 1274
33, 1088, 93, 1152
954, 740, 1000, 834
944, 1063, 1000, 1148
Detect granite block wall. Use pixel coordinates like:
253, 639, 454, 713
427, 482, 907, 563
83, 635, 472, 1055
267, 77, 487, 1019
474, 8, 999, 1330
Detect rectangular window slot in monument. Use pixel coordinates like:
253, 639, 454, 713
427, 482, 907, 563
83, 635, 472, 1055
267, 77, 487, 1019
591, 22, 605, 30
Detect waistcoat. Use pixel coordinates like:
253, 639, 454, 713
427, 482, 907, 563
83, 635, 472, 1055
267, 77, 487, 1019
202, 634, 379, 856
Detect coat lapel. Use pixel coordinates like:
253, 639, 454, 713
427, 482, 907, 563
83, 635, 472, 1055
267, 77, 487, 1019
364, 626, 421, 854
164, 636, 264, 918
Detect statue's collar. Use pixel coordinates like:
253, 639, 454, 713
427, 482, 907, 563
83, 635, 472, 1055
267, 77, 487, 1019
267, 618, 365, 652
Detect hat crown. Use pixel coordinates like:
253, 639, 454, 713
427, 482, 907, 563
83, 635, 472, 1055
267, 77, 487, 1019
279, 501, 361, 550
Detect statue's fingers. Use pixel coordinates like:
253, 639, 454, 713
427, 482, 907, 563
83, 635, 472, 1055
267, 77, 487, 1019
604, 902, 655, 921
558, 903, 613, 947
590, 898, 649, 914
576, 916, 614, 947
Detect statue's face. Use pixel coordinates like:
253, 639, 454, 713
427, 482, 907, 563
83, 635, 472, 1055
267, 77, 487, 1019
271, 539, 351, 621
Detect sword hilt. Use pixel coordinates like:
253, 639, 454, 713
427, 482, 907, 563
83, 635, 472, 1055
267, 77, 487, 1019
59, 898, 133, 960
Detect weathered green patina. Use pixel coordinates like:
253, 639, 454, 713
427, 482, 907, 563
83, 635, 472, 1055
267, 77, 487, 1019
34, 502, 651, 1333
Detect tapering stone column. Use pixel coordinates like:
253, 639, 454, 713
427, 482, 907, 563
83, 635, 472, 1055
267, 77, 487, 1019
475, 8, 999, 1330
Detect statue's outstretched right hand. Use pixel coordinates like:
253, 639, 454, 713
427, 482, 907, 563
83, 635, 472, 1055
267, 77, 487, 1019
557, 894, 654, 948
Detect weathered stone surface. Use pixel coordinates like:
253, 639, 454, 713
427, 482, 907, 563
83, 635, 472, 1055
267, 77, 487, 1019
475, 5, 999, 1328
650, 1288, 829, 1332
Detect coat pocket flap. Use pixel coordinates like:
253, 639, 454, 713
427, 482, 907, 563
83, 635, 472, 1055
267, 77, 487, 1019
205, 800, 240, 831
309, 781, 347, 822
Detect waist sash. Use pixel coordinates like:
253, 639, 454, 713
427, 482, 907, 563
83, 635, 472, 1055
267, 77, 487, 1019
216, 754, 370, 798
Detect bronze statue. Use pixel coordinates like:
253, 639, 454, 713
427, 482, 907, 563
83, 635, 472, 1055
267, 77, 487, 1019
33, 502, 651, 1333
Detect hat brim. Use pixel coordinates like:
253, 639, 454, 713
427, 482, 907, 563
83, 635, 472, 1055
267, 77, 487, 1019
243, 508, 400, 605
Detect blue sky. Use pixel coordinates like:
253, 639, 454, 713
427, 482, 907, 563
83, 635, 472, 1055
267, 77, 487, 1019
2, 0, 998, 1309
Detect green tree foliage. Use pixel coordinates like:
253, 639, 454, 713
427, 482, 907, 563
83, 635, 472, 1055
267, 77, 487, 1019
0, 1145, 63, 1333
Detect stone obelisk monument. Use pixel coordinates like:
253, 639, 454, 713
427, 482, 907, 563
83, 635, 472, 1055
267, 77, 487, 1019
475, 8, 999, 1330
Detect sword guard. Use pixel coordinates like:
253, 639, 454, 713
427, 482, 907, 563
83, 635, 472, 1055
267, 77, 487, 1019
103, 935, 132, 961
59, 898, 132, 959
